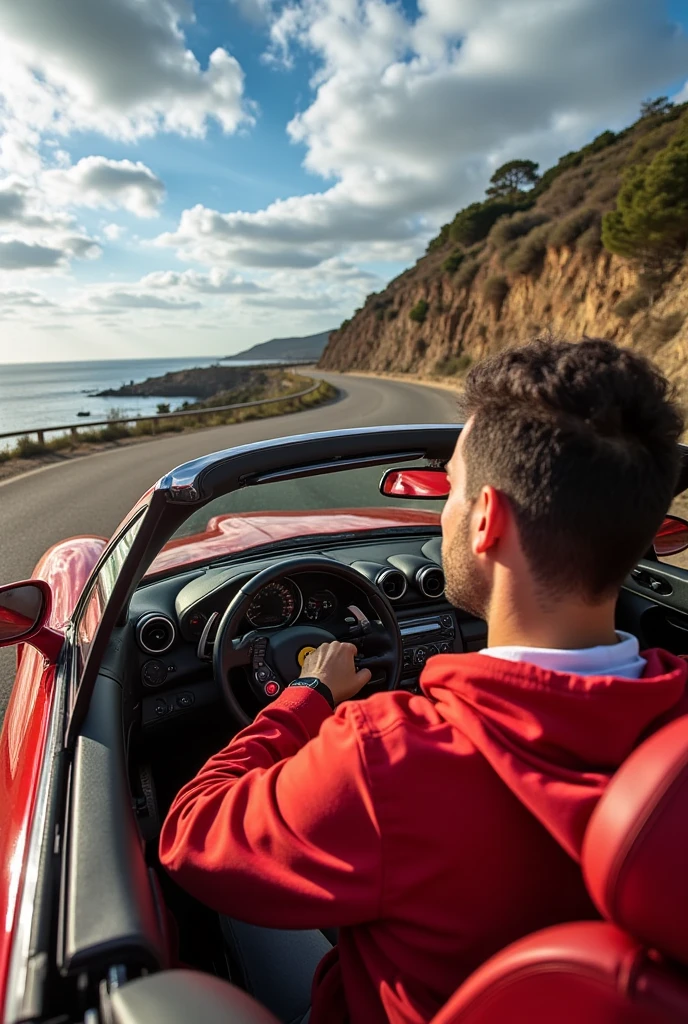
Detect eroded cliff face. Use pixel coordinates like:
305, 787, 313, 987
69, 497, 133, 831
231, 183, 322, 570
320, 245, 688, 401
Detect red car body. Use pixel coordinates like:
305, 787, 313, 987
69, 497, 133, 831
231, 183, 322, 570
0, 507, 440, 1007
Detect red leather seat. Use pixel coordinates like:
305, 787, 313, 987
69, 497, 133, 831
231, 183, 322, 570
431, 715, 688, 1023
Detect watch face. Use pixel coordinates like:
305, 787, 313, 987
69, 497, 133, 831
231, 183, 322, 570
299, 677, 319, 688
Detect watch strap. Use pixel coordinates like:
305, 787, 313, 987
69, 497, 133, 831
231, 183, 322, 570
288, 676, 335, 710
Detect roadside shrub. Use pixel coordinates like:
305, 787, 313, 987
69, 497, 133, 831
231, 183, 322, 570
504, 224, 551, 275
549, 208, 598, 248
613, 288, 651, 319
441, 249, 464, 274
12, 435, 47, 458
156, 402, 171, 414
455, 257, 480, 289
483, 275, 510, 311
434, 353, 472, 376
409, 298, 429, 323
489, 211, 549, 248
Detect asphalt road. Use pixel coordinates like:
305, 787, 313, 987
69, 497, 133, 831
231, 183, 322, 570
0, 372, 461, 716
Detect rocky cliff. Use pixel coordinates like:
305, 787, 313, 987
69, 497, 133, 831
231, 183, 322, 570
320, 105, 688, 402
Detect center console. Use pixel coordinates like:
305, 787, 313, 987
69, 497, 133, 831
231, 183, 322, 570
398, 612, 459, 690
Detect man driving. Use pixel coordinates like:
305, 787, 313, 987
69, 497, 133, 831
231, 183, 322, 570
160, 338, 688, 1024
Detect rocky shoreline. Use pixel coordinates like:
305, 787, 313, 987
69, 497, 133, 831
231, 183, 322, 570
96, 364, 261, 401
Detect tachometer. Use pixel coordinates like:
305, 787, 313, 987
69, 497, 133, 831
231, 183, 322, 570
246, 580, 301, 628
305, 590, 337, 622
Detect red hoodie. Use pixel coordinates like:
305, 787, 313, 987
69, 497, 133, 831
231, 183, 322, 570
159, 649, 688, 1024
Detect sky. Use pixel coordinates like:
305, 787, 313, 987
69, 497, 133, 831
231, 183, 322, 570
0, 0, 686, 364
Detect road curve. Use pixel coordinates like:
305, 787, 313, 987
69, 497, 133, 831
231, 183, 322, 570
0, 372, 460, 715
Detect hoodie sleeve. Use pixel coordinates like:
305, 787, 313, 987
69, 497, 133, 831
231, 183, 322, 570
159, 687, 382, 928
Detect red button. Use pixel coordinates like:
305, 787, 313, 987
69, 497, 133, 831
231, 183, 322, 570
264, 681, 279, 697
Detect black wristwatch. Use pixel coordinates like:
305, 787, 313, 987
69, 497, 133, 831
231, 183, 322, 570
288, 676, 335, 710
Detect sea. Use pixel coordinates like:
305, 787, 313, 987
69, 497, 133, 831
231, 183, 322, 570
0, 357, 280, 446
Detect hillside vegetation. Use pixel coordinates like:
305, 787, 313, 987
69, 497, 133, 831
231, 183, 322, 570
320, 99, 688, 403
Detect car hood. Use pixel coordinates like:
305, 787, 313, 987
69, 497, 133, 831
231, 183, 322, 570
147, 507, 441, 577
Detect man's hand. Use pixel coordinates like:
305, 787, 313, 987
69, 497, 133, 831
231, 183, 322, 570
301, 641, 372, 705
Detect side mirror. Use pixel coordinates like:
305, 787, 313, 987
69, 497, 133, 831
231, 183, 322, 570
380, 467, 450, 500
654, 515, 688, 557
0, 580, 63, 661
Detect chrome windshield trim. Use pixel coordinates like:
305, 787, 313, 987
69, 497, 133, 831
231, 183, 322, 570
4, 644, 69, 1024
156, 424, 462, 500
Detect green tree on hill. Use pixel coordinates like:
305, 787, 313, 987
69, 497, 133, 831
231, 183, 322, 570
449, 200, 519, 246
602, 118, 688, 282
486, 159, 540, 199
640, 96, 673, 120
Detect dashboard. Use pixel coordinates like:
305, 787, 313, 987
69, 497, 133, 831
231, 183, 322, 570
127, 532, 487, 728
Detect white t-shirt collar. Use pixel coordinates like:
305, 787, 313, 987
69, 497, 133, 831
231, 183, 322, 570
480, 630, 647, 679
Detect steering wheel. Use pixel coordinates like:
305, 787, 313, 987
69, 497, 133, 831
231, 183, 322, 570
213, 555, 403, 725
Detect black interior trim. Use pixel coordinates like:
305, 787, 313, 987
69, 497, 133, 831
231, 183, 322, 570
60, 672, 166, 976
622, 559, 688, 617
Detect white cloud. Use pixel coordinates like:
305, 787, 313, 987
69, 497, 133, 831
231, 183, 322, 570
230, 0, 275, 26
0, 288, 54, 307
140, 268, 266, 293
44, 157, 165, 217
88, 289, 203, 311
103, 223, 125, 241
158, 0, 688, 271
0, 0, 254, 141
0, 240, 65, 269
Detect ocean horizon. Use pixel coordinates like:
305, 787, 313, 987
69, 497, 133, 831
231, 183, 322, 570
0, 356, 285, 443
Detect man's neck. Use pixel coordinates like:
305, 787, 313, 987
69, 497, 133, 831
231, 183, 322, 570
486, 579, 618, 651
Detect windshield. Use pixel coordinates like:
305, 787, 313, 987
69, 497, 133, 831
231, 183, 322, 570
148, 462, 445, 576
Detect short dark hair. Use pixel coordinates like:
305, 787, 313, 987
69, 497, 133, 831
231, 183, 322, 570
461, 339, 684, 600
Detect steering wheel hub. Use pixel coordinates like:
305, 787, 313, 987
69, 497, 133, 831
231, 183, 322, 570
268, 625, 335, 684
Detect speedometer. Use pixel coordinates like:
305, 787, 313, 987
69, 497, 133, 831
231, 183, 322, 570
246, 580, 302, 628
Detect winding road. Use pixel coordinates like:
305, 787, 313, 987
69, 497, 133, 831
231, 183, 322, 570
0, 371, 461, 715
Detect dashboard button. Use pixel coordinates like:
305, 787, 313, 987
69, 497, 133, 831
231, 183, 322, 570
439, 642, 451, 653
264, 681, 280, 697
256, 668, 270, 683
154, 699, 169, 716
142, 660, 167, 688
426, 645, 439, 657
440, 615, 454, 629
176, 692, 195, 709
413, 647, 428, 667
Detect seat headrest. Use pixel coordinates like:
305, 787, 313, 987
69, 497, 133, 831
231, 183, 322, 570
582, 715, 688, 965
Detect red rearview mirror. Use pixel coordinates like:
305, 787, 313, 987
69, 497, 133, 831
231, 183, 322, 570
380, 468, 450, 500
654, 515, 688, 557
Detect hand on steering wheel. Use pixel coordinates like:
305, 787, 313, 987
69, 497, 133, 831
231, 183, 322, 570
212, 556, 403, 726
300, 641, 372, 704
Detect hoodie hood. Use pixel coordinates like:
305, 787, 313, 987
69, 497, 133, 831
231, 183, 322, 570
420, 648, 688, 861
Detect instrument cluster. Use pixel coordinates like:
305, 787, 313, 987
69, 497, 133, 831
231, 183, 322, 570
246, 578, 339, 629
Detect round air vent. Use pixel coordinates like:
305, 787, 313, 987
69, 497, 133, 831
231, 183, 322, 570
416, 565, 445, 599
136, 613, 176, 655
376, 568, 408, 601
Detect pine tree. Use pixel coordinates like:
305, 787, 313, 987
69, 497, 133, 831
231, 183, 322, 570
602, 118, 688, 280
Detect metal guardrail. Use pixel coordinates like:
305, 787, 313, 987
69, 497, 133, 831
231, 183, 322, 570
0, 380, 323, 446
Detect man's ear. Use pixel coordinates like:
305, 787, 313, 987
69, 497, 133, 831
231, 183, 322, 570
472, 485, 508, 555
